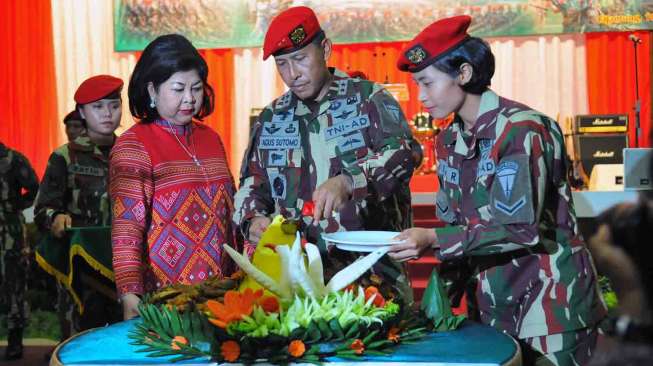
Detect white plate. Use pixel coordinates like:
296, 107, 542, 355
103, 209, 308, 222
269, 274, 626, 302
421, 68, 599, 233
321, 231, 402, 252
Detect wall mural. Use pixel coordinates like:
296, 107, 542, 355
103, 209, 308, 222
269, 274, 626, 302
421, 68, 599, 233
114, 0, 653, 51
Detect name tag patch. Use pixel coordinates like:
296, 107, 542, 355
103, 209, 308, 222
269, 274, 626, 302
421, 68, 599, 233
336, 131, 366, 153
324, 115, 370, 141
68, 164, 104, 177
259, 136, 301, 150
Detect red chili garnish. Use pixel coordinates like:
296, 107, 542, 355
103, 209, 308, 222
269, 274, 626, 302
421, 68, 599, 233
301, 201, 315, 217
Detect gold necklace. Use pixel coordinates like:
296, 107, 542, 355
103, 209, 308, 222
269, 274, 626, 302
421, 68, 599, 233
166, 120, 201, 167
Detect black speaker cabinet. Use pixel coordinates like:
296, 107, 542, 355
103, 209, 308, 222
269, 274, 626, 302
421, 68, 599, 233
573, 134, 628, 177
575, 114, 628, 134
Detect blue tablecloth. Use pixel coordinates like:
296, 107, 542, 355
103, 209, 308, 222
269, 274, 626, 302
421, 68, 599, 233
54, 319, 519, 365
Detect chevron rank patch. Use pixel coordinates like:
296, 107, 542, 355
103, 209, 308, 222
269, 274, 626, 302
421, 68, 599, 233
435, 190, 455, 223
490, 154, 534, 224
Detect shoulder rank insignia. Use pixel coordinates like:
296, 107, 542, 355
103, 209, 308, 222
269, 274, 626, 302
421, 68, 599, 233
406, 45, 428, 65
289, 25, 306, 46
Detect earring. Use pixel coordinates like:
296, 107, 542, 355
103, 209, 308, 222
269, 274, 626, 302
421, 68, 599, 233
149, 98, 156, 108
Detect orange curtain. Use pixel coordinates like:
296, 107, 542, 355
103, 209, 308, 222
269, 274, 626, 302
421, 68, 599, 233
330, 42, 425, 121
200, 49, 235, 164
586, 31, 652, 148
0, 0, 61, 177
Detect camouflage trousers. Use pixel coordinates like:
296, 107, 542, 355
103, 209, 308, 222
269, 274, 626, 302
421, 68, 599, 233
519, 327, 599, 366
0, 227, 29, 332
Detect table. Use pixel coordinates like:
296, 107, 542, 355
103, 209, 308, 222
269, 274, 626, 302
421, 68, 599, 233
35, 226, 115, 311
50, 319, 521, 365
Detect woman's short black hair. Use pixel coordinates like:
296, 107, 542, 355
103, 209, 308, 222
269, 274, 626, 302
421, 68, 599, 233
128, 34, 214, 122
431, 37, 495, 95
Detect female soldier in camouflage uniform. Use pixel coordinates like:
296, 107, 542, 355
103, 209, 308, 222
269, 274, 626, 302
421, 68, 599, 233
389, 16, 606, 365
35, 75, 124, 336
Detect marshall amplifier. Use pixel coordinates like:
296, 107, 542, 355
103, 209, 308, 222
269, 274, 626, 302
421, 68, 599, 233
574, 134, 628, 178
575, 114, 628, 134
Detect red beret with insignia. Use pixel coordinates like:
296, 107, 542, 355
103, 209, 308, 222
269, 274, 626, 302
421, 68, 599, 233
263, 6, 323, 60
397, 15, 472, 72
74, 75, 123, 104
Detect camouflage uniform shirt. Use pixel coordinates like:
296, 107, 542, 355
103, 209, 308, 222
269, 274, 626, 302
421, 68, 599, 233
234, 69, 419, 242
434, 90, 606, 339
35, 135, 113, 229
0, 142, 38, 331
0, 143, 39, 248
233, 69, 420, 301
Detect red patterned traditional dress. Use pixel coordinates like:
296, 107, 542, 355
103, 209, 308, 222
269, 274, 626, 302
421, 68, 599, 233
110, 120, 238, 296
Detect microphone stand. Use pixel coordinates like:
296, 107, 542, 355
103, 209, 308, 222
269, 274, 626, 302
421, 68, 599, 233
632, 36, 641, 147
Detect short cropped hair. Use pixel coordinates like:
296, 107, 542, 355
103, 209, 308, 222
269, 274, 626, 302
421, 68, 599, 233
431, 37, 495, 95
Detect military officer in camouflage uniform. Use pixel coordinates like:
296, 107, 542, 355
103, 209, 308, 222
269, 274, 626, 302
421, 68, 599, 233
389, 16, 606, 365
233, 6, 421, 301
0, 142, 38, 360
35, 75, 124, 335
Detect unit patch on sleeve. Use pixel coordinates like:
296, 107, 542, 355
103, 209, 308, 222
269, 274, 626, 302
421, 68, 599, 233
490, 154, 534, 224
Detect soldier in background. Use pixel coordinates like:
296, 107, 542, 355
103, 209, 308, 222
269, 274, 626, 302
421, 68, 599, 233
0, 142, 39, 360
34, 75, 123, 336
389, 16, 606, 365
63, 110, 86, 142
233, 6, 421, 302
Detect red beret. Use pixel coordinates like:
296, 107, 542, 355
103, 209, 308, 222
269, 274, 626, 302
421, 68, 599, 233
397, 16, 472, 72
347, 70, 368, 80
263, 6, 323, 60
74, 75, 123, 104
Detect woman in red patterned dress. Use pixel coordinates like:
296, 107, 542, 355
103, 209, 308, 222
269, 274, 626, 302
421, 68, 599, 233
110, 34, 243, 320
